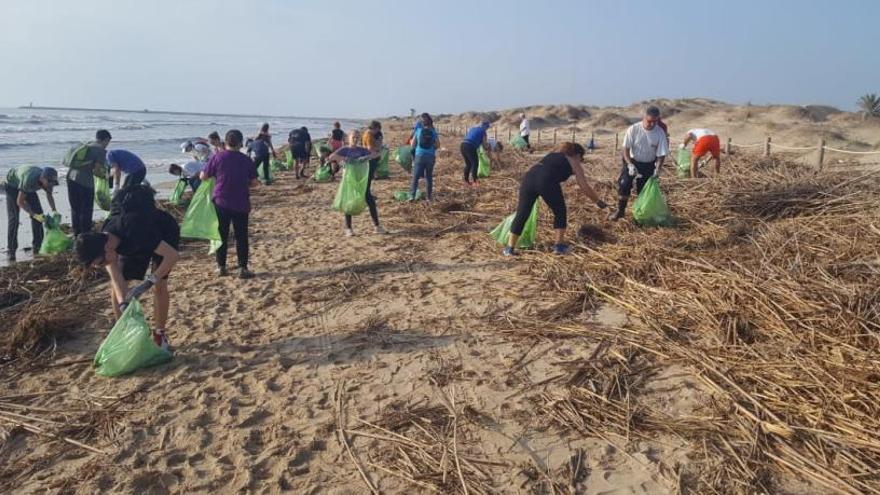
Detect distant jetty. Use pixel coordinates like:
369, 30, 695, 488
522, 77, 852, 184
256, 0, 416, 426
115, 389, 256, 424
18, 105, 310, 120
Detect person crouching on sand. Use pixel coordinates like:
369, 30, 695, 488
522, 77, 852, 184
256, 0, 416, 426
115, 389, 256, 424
327, 129, 384, 237
504, 143, 607, 256
75, 185, 180, 350
461, 120, 491, 187
681, 128, 721, 177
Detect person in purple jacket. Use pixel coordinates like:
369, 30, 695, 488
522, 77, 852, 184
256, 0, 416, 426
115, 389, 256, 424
200, 130, 259, 279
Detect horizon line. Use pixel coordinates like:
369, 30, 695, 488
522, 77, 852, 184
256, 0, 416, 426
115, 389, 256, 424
13, 104, 363, 122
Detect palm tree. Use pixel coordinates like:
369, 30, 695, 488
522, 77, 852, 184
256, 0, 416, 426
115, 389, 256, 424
857, 93, 880, 120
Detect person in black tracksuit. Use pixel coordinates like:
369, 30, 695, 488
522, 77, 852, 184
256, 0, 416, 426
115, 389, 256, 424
505, 143, 607, 256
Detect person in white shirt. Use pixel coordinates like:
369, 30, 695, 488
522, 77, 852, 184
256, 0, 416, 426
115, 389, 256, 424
519, 113, 531, 151
609, 105, 669, 221
681, 128, 721, 177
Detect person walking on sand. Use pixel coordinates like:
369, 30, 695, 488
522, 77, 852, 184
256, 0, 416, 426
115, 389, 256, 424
64, 129, 111, 236
201, 130, 259, 279
3, 166, 59, 261
460, 120, 491, 187
681, 128, 721, 177
107, 149, 147, 191
248, 123, 276, 184
503, 143, 607, 256
362, 120, 385, 185
327, 129, 384, 237
288, 126, 313, 179
608, 106, 669, 221
519, 113, 532, 151
410, 113, 440, 202
329, 121, 346, 151
74, 185, 180, 350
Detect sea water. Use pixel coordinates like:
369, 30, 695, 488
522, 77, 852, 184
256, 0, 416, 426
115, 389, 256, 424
0, 107, 361, 263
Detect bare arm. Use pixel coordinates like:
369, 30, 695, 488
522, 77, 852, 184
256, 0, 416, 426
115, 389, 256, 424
151, 241, 179, 279
105, 262, 128, 307
45, 189, 57, 212
17, 191, 35, 216
571, 162, 604, 205
250, 178, 260, 187
113, 166, 121, 190
622, 147, 633, 164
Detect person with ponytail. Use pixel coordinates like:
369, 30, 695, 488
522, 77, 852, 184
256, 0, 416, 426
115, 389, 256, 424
504, 142, 607, 256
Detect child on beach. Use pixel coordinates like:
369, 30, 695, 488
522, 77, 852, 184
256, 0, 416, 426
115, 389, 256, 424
327, 129, 384, 237
329, 122, 346, 151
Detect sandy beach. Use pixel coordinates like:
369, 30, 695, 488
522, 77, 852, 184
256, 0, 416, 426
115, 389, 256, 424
1, 105, 879, 494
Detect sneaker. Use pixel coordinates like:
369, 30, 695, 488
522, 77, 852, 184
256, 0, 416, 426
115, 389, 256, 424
502, 246, 517, 257
152, 329, 170, 351
217, 266, 229, 277
344, 228, 355, 237
607, 210, 624, 222
552, 244, 571, 255
374, 225, 386, 234
239, 267, 255, 279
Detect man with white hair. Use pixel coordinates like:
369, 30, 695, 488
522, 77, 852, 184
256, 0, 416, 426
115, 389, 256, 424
519, 113, 531, 151
608, 105, 669, 221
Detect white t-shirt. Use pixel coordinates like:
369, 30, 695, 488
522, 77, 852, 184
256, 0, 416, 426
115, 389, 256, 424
519, 118, 530, 137
688, 128, 716, 140
623, 122, 669, 163
183, 160, 205, 178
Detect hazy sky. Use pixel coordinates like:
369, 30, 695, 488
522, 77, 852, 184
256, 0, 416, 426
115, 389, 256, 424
1, 0, 877, 118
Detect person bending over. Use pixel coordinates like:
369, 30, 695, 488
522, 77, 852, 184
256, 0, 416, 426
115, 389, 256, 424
505, 143, 607, 256
681, 128, 721, 177
3, 166, 59, 261
460, 120, 491, 187
107, 149, 147, 191
288, 126, 313, 179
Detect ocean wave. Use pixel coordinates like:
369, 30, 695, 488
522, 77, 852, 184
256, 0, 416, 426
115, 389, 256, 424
0, 135, 205, 149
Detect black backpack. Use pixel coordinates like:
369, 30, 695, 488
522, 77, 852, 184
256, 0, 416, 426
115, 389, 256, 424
418, 129, 434, 149
288, 129, 304, 146
110, 184, 157, 217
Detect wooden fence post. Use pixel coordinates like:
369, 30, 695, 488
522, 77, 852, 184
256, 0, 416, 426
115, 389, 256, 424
538, 130, 542, 144
816, 138, 825, 170
726, 137, 732, 155
764, 136, 771, 157
553, 129, 557, 144
508, 128, 511, 141
614, 133, 619, 152
493, 127, 497, 141
571, 128, 576, 142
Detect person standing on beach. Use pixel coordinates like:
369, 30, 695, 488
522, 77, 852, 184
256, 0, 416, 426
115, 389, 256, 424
3, 166, 59, 261
64, 129, 111, 236
249, 123, 276, 185
327, 129, 383, 237
200, 129, 258, 279
362, 120, 384, 184
681, 128, 721, 177
288, 126, 313, 179
329, 122, 346, 151
519, 113, 532, 151
503, 143, 607, 256
107, 149, 147, 191
460, 120, 491, 187
208, 131, 226, 154
608, 106, 669, 221
410, 113, 439, 201
74, 185, 180, 350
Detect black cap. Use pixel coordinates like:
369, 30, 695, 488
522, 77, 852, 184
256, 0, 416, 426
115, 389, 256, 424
41, 167, 59, 186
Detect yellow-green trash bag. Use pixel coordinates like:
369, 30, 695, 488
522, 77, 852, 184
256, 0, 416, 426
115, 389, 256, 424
180, 178, 221, 242
676, 149, 692, 178
331, 160, 369, 215
632, 177, 672, 226
375, 148, 390, 179
313, 163, 332, 183
477, 147, 490, 178
393, 190, 424, 201
94, 299, 172, 377
395, 146, 413, 172
271, 157, 286, 172
490, 201, 539, 248
39, 213, 72, 255
509, 136, 528, 150
168, 179, 187, 206
94, 176, 112, 210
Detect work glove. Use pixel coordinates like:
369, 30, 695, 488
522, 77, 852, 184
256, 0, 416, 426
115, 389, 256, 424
596, 200, 608, 209
627, 163, 636, 177
678, 143, 685, 150
32, 213, 45, 223
120, 274, 159, 311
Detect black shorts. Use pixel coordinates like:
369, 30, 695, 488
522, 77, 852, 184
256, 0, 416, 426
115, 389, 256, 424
291, 144, 309, 160
116, 210, 180, 281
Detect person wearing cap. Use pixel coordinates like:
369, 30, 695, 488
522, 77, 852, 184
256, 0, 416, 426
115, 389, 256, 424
608, 105, 669, 221
3, 166, 59, 261
460, 119, 492, 187
107, 149, 148, 191
64, 129, 111, 235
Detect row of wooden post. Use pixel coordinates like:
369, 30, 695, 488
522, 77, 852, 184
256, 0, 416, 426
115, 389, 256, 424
437, 125, 828, 170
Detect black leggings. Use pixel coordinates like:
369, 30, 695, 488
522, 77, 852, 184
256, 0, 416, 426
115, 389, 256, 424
215, 205, 249, 269
510, 169, 567, 235
460, 142, 479, 182
345, 159, 380, 229
523, 134, 531, 149
254, 155, 270, 182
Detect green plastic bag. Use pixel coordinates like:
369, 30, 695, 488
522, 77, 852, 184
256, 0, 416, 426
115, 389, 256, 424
38, 213, 72, 255
168, 179, 187, 206
393, 190, 424, 202
180, 178, 221, 241
331, 161, 370, 215
510, 136, 528, 150
94, 176, 112, 210
94, 299, 172, 377
313, 163, 332, 183
676, 149, 692, 178
478, 147, 490, 178
490, 201, 539, 248
285, 150, 294, 168
632, 177, 672, 226
395, 146, 413, 172
375, 148, 390, 179
271, 157, 285, 173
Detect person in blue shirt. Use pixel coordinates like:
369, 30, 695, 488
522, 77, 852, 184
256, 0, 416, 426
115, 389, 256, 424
409, 113, 440, 201
460, 120, 491, 187
106, 149, 147, 191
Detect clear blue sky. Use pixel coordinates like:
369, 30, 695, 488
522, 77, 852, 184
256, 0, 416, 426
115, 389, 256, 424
1, 0, 877, 118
